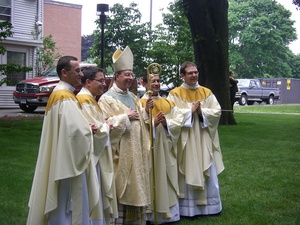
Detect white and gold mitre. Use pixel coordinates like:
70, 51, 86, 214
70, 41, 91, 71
112, 46, 133, 72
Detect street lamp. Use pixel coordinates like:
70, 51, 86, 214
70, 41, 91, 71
97, 4, 109, 69
150, 0, 153, 30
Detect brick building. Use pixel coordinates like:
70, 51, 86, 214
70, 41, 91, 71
44, 0, 82, 61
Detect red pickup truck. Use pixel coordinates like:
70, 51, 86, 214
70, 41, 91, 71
13, 63, 137, 112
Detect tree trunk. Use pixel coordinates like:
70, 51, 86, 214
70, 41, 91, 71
183, 0, 237, 125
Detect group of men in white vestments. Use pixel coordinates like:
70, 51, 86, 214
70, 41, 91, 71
26, 47, 224, 225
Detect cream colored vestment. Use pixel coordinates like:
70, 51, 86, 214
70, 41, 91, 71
98, 85, 151, 207
77, 87, 118, 222
27, 81, 100, 225
140, 94, 190, 220
167, 84, 224, 204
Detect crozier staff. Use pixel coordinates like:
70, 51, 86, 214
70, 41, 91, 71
140, 66, 191, 224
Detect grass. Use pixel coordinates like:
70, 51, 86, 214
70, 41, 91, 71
234, 103, 300, 114
0, 104, 300, 224
0, 120, 42, 225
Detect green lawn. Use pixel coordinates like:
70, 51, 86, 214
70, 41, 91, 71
0, 104, 299, 225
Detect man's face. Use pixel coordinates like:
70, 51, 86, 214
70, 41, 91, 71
63, 60, 83, 87
150, 75, 160, 96
115, 70, 135, 91
89, 72, 106, 96
181, 66, 199, 86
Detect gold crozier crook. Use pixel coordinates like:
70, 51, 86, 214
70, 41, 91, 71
146, 63, 162, 225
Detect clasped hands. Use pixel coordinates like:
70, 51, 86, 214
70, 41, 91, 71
154, 111, 166, 127
192, 100, 202, 114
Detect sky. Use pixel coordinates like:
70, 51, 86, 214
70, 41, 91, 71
57, 0, 300, 54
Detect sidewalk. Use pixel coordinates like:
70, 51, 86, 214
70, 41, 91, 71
0, 107, 45, 117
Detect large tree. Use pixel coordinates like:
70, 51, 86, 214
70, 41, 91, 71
149, 1, 194, 87
182, 0, 234, 124
87, 1, 298, 124
228, 0, 297, 78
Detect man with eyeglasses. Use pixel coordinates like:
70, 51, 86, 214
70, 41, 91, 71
77, 66, 118, 224
167, 61, 225, 218
98, 46, 152, 225
27, 56, 104, 224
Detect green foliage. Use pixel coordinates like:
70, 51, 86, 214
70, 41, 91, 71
288, 53, 300, 78
150, 0, 194, 86
35, 35, 61, 76
88, 1, 299, 83
0, 21, 13, 55
228, 0, 298, 78
90, 1, 193, 85
90, 3, 150, 76
81, 35, 94, 61
0, 64, 32, 85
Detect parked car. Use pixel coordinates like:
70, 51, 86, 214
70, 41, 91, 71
13, 68, 58, 113
12, 62, 97, 112
235, 78, 281, 106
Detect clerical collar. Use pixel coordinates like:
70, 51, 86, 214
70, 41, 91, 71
81, 87, 94, 98
182, 82, 199, 90
56, 80, 75, 92
151, 94, 160, 99
112, 83, 128, 94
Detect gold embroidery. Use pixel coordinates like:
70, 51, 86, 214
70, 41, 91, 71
46, 90, 78, 113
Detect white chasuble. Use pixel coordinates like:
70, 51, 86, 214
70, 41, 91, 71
27, 81, 101, 225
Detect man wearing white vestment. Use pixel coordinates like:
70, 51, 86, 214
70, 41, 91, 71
98, 47, 152, 225
140, 74, 191, 224
27, 56, 102, 225
167, 61, 225, 217
77, 66, 119, 224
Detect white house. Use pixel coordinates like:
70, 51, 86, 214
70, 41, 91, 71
0, 0, 43, 108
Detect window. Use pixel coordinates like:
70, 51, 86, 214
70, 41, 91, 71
7, 51, 26, 85
0, 0, 11, 22
250, 80, 256, 87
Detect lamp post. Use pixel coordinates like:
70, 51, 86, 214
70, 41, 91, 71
150, 0, 153, 30
97, 4, 109, 69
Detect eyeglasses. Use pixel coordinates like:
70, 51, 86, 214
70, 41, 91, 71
90, 78, 106, 83
122, 72, 136, 79
186, 71, 199, 76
